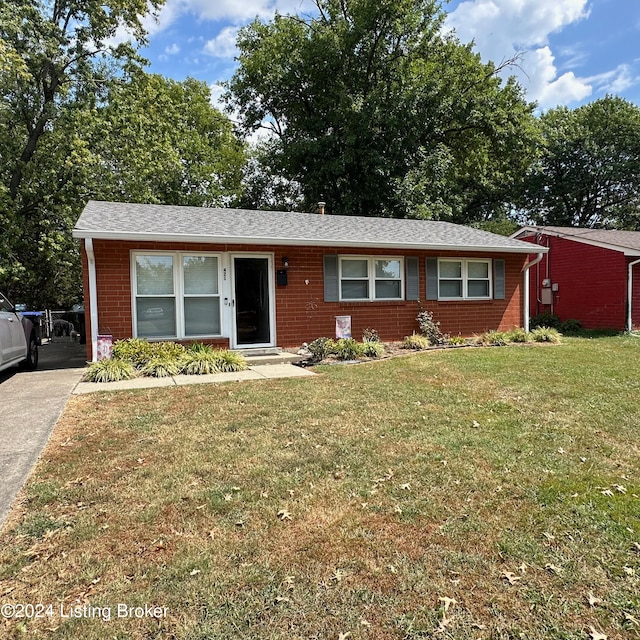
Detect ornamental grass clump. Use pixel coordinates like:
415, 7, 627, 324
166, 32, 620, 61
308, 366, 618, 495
141, 355, 184, 378
361, 340, 384, 358
83, 358, 137, 383
111, 338, 155, 368
331, 338, 364, 360
402, 333, 431, 350
181, 350, 222, 375
213, 349, 247, 372
530, 326, 562, 343
475, 330, 507, 346
504, 327, 529, 343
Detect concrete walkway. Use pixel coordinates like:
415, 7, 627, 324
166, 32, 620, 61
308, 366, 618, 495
0, 340, 314, 528
72, 361, 315, 394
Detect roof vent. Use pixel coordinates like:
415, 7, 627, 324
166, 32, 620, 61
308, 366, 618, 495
317, 201, 326, 215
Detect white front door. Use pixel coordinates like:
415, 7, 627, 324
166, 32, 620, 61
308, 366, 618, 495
230, 254, 275, 348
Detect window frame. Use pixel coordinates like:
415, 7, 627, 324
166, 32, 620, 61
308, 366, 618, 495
437, 258, 492, 301
338, 256, 404, 302
131, 251, 223, 339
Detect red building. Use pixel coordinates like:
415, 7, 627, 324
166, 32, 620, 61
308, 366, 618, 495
73, 201, 544, 361
513, 226, 640, 331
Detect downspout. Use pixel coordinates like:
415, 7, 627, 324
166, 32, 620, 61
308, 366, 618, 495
85, 237, 99, 362
627, 258, 640, 332
524, 252, 544, 332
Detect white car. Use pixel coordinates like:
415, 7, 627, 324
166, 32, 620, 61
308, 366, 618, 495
0, 292, 38, 373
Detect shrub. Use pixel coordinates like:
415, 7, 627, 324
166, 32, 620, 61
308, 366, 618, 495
84, 358, 137, 383
141, 356, 183, 378
332, 338, 364, 360
505, 327, 529, 343
448, 335, 466, 345
362, 328, 381, 343
213, 350, 248, 372
559, 318, 582, 334
402, 333, 431, 350
361, 341, 384, 358
151, 341, 187, 360
111, 338, 155, 368
417, 309, 447, 345
308, 337, 332, 361
530, 312, 561, 330
530, 326, 562, 343
188, 342, 215, 354
475, 330, 507, 346
181, 351, 222, 375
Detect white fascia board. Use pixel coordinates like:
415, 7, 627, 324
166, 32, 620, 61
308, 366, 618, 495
71, 230, 544, 254
511, 227, 640, 257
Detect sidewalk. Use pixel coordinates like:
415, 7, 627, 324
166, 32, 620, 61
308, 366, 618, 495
72, 362, 315, 394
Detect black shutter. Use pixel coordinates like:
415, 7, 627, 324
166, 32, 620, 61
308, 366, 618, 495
426, 258, 438, 301
494, 259, 505, 300
406, 257, 419, 300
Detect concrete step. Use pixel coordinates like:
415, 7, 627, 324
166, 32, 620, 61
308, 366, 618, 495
241, 351, 304, 366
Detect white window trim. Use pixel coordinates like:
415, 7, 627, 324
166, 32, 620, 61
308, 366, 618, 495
131, 250, 223, 339
339, 256, 404, 302
438, 258, 492, 300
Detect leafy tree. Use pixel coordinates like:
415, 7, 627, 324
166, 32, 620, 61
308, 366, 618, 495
0, 0, 165, 307
1, 1, 245, 308
519, 96, 640, 229
89, 71, 246, 207
225, 0, 539, 220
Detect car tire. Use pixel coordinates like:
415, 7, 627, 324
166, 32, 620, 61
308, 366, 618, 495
25, 332, 38, 369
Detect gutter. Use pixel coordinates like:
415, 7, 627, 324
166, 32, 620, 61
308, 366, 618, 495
70, 230, 541, 254
85, 238, 99, 362
628, 258, 640, 332
523, 252, 544, 332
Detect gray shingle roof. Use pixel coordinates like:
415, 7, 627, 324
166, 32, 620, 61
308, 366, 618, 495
514, 225, 640, 255
73, 200, 541, 254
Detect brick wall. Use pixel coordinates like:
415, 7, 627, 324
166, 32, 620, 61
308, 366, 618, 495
81, 239, 527, 360
521, 234, 630, 329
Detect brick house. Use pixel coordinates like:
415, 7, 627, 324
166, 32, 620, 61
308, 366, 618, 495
73, 201, 545, 361
512, 226, 640, 331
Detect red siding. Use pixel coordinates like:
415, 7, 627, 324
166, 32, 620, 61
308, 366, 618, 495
81, 239, 527, 360
521, 234, 640, 330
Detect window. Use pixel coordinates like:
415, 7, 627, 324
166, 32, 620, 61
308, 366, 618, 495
339, 257, 403, 301
133, 252, 222, 338
438, 259, 492, 300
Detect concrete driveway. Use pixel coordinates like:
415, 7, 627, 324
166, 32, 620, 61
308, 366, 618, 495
0, 339, 86, 528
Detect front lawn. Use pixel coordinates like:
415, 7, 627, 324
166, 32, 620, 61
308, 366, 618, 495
1, 337, 639, 639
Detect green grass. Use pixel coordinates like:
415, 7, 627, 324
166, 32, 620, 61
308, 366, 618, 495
0, 337, 639, 639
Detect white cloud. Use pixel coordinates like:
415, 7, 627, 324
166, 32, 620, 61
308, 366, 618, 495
526, 46, 592, 109
585, 63, 638, 94
445, 0, 593, 107
204, 26, 239, 58
209, 82, 226, 110
164, 0, 315, 24
165, 43, 180, 55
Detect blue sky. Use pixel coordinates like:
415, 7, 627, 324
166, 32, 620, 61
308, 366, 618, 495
131, 0, 640, 112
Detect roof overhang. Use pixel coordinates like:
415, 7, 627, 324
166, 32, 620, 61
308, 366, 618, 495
513, 227, 640, 257
72, 229, 545, 254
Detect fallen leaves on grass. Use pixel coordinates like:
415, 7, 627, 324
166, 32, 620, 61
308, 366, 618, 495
277, 509, 292, 521
587, 593, 602, 607
438, 596, 457, 612
587, 625, 607, 640
501, 571, 522, 585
